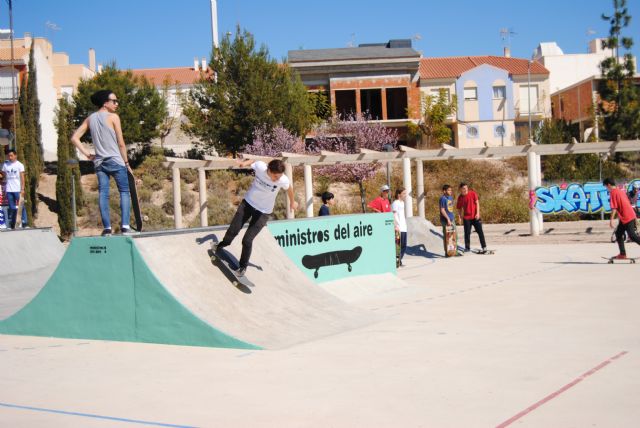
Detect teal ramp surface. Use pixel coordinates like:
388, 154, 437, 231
0, 236, 259, 349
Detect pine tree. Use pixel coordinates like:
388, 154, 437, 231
182, 26, 315, 157
599, 0, 639, 140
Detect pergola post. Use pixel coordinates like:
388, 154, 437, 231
415, 159, 425, 218
304, 164, 313, 217
285, 162, 294, 219
172, 167, 183, 229
527, 151, 540, 236
402, 157, 413, 217
535, 153, 543, 232
198, 167, 208, 227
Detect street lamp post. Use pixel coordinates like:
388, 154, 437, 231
527, 60, 532, 144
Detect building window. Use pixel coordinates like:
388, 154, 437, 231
464, 87, 477, 101
386, 88, 408, 119
335, 90, 356, 118
519, 84, 539, 113
493, 86, 506, 99
360, 89, 382, 120
467, 126, 479, 138
494, 124, 506, 137
430, 87, 451, 102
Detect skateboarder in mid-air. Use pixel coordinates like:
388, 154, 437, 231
604, 178, 640, 260
71, 90, 132, 236
212, 159, 297, 277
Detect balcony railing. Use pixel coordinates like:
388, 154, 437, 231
0, 86, 19, 101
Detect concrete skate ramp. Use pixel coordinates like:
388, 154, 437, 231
0, 228, 373, 349
134, 228, 374, 349
320, 273, 410, 303
406, 217, 448, 257
0, 228, 64, 320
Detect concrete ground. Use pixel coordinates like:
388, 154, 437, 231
1, 226, 639, 427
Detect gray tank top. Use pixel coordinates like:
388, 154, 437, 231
88, 111, 124, 168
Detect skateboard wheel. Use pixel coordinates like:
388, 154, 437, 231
314, 271, 318, 279
233, 281, 239, 286
348, 265, 352, 272
608, 260, 613, 264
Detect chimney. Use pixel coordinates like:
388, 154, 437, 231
503, 46, 511, 58
98, 63, 103, 73
88, 48, 96, 72
194, 57, 199, 71
23, 32, 32, 48
201, 57, 207, 71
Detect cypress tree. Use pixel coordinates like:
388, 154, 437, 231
54, 98, 76, 237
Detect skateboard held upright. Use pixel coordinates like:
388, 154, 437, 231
445, 225, 458, 257
127, 170, 143, 232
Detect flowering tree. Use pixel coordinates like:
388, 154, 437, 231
312, 115, 398, 212
243, 125, 305, 156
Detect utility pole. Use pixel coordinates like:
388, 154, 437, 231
8, 0, 17, 151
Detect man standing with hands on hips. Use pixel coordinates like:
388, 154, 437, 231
71, 90, 132, 236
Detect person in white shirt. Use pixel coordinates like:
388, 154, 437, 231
212, 159, 297, 276
0, 149, 27, 229
391, 187, 408, 266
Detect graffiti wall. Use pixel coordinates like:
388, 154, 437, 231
267, 213, 396, 283
535, 179, 640, 214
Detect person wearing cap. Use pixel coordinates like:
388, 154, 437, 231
71, 89, 132, 236
368, 184, 391, 213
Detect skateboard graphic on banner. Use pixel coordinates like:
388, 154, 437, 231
301, 246, 363, 279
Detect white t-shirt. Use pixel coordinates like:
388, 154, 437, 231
244, 161, 290, 214
391, 199, 407, 232
2, 160, 25, 193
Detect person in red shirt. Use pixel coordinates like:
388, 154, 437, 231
604, 178, 640, 259
456, 182, 488, 252
368, 184, 391, 213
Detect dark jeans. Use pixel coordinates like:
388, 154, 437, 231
7, 192, 28, 229
398, 231, 407, 261
462, 218, 487, 250
615, 219, 640, 255
218, 200, 269, 269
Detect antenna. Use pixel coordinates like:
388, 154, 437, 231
499, 27, 517, 48
44, 20, 61, 41
347, 33, 356, 48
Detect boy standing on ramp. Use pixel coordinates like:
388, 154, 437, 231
604, 178, 640, 260
213, 159, 297, 276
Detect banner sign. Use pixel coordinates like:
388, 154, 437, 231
535, 179, 640, 214
267, 213, 396, 283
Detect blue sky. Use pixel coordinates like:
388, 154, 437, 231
2, 0, 638, 69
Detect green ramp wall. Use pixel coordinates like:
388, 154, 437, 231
0, 237, 260, 349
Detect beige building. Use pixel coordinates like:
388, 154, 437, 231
0, 32, 96, 161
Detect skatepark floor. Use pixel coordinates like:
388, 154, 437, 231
2, 240, 640, 427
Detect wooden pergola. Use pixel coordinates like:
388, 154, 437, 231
163, 140, 640, 236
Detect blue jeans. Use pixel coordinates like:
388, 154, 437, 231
96, 158, 130, 230
7, 192, 28, 229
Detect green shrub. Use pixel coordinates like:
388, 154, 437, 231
140, 203, 174, 230
163, 183, 195, 215
138, 187, 153, 203
180, 168, 198, 184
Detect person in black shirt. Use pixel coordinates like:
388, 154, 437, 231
318, 192, 334, 216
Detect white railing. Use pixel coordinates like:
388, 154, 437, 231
0, 86, 18, 101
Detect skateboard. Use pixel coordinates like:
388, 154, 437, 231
445, 225, 458, 257
602, 256, 637, 264
209, 245, 254, 289
471, 249, 496, 255
395, 230, 401, 267
301, 246, 362, 279
127, 170, 143, 232
15, 194, 25, 227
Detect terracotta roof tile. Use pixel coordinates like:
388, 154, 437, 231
420, 56, 549, 79
130, 67, 207, 86
0, 47, 29, 61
